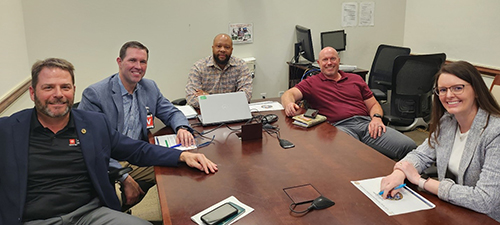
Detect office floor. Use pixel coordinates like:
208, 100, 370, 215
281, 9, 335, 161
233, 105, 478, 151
122, 184, 162, 224
402, 128, 429, 146
131, 127, 429, 224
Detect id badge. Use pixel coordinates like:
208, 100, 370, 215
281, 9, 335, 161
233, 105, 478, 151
146, 106, 154, 129
146, 114, 154, 129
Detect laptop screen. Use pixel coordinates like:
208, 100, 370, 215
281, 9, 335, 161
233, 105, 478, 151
198, 92, 252, 126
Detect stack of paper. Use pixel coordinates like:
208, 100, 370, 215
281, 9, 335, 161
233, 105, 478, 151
154, 134, 196, 150
351, 177, 435, 216
248, 101, 284, 112
175, 105, 198, 119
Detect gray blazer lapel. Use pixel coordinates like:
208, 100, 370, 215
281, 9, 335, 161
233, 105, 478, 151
437, 115, 457, 180
458, 109, 487, 184
136, 83, 148, 139
111, 75, 124, 133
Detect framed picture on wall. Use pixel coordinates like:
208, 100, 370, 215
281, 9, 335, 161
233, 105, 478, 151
229, 23, 253, 44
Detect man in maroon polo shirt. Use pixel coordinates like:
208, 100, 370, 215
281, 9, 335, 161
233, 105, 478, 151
281, 47, 416, 160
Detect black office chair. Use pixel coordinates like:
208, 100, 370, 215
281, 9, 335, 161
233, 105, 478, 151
73, 102, 146, 212
382, 53, 446, 132
171, 98, 187, 106
297, 68, 321, 109
367, 44, 411, 102
108, 167, 133, 184
107, 166, 141, 213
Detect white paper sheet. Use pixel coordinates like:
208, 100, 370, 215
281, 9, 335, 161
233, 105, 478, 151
154, 134, 196, 151
248, 101, 284, 112
342, 2, 358, 27
351, 177, 435, 216
359, 2, 375, 26
175, 105, 198, 119
191, 196, 254, 225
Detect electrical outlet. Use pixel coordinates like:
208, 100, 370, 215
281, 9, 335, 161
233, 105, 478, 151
260, 93, 267, 99
278, 91, 284, 97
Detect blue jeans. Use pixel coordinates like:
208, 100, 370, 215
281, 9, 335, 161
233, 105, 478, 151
333, 116, 416, 160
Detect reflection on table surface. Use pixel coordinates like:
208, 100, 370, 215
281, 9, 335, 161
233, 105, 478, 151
151, 110, 497, 225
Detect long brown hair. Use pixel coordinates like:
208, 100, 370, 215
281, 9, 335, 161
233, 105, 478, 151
428, 61, 500, 146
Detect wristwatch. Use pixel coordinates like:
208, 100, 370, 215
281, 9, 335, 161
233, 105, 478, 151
176, 125, 191, 133
373, 113, 383, 119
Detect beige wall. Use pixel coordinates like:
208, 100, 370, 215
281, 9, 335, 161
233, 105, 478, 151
2, 0, 407, 116
404, 0, 500, 69
0, 0, 32, 116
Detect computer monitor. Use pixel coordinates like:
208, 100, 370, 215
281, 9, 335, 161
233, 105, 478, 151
320, 30, 346, 52
294, 25, 315, 64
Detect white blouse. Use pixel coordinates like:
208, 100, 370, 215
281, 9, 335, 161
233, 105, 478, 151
448, 127, 469, 177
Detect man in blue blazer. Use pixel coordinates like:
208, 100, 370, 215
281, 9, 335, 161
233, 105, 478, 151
0, 58, 217, 224
78, 41, 195, 208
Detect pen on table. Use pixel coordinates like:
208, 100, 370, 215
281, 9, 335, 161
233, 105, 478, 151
379, 183, 406, 195
169, 143, 182, 149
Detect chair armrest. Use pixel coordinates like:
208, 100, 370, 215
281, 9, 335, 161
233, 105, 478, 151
171, 98, 186, 106
374, 80, 392, 88
108, 167, 133, 183
371, 89, 387, 101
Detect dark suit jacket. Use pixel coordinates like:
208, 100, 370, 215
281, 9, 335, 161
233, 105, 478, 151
0, 108, 182, 224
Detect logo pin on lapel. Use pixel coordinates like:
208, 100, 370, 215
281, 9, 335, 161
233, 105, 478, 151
81, 129, 87, 134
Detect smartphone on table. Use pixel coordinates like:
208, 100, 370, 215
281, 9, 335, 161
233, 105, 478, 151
304, 109, 318, 118
201, 202, 238, 225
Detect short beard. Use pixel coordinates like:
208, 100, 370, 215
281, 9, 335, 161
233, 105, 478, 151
213, 53, 230, 66
34, 93, 72, 118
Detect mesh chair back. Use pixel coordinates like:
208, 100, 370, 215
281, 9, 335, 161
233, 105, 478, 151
368, 44, 411, 93
391, 53, 446, 119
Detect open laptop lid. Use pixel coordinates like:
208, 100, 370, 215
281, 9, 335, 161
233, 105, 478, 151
198, 92, 252, 126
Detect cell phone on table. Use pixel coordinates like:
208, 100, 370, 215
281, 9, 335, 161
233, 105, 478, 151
201, 202, 238, 225
304, 109, 318, 118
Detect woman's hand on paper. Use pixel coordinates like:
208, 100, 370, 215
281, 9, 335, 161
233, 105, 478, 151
380, 170, 406, 199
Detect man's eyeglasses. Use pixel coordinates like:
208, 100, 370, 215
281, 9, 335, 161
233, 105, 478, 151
433, 84, 467, 96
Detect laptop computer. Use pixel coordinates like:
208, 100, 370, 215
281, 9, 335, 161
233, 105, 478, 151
198, 92, 253, 126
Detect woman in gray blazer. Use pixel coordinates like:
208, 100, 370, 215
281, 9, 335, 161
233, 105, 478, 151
380, 61, 500, 222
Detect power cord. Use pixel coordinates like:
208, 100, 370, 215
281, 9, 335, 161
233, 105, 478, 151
289, 202, 314, 214
301, 68, 320, 81
262, 122, 295, 149
289, 196, 335, 214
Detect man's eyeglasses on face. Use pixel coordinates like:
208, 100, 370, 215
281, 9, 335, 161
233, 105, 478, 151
433, 84, 466, 96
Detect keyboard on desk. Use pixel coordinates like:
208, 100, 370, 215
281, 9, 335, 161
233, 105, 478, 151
311, 62, 357, 72
339, 64, 357, 72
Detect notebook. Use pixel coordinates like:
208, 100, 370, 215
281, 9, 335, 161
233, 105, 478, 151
292, 114, 327, 128
198, 92, 252, 126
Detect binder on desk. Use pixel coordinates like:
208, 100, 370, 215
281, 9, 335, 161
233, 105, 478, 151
292, 114, 327, 128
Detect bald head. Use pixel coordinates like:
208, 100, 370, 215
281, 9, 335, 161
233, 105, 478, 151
318, 47, 339, 59
212, 33, 233, 67
213, 33, 232, 45
317, 47, 341, 79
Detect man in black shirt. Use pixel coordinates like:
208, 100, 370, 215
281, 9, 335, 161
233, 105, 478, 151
0, 58, 218, 224
24, 112, 96, 221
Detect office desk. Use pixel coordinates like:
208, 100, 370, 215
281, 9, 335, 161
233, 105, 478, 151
152, 110, 497, 225
288, 62, 369, 88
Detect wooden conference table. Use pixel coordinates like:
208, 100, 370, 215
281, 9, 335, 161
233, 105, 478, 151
151, 110, 497, 225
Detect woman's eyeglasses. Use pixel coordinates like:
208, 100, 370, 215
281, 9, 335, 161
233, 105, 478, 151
433, 84, 467, 96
